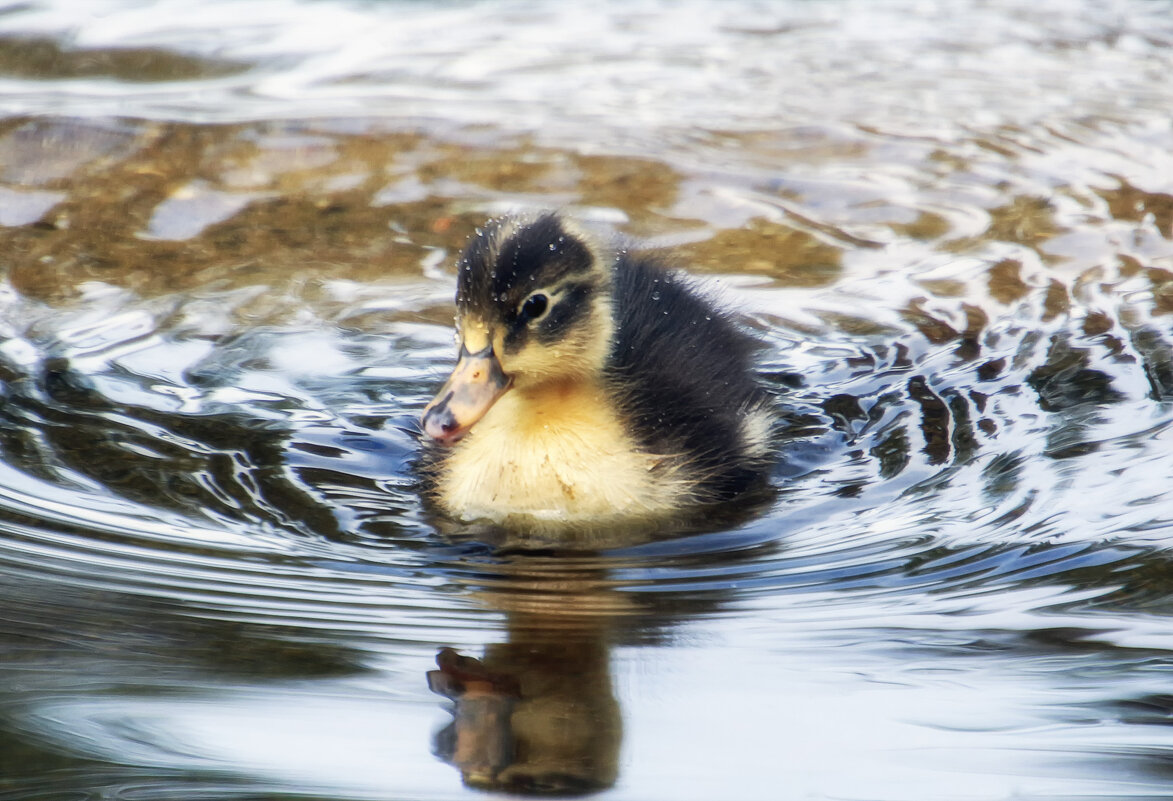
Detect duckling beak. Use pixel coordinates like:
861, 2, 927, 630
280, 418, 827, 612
421, 344, 512, 446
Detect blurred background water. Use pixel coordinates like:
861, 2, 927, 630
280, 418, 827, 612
2, 0, 1173, 798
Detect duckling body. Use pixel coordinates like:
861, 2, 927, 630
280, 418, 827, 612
420, 214, 773, 529
435, 379, 683, 523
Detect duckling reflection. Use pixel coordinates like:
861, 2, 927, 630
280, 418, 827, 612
427, 570, 629, 795
428, 635, 620, 794
420, 214, 775, 533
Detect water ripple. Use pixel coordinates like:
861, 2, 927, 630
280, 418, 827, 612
2, 0, 1173, 797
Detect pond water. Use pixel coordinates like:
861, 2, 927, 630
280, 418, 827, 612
2, 0, 1173, 798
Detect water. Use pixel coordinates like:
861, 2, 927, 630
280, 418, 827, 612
2, 0, 1173, 798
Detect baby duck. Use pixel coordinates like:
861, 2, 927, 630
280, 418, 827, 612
420, 213, 774, 529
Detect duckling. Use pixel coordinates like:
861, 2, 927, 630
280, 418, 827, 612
420, 213, 774, 529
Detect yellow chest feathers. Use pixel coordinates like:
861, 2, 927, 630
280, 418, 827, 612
432, 382, 684, 525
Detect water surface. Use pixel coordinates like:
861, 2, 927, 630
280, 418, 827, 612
2, 0, 1173, 798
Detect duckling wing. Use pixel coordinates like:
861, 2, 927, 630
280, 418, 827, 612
606, 255, 771, 499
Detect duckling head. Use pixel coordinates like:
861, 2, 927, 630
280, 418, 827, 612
421, 214, 614, 445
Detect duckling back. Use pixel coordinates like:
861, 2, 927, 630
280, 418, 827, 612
606, 254, 774, 503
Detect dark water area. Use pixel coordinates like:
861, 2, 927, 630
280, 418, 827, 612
2, 0, 1173, 798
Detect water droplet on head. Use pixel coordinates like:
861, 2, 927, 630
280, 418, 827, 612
651, 291, 661, 301
548, 243, 557, 251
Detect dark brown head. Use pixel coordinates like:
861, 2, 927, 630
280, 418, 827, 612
421, 214, 614, 444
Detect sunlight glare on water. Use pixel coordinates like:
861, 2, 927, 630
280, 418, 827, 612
1, 0, 1173, 799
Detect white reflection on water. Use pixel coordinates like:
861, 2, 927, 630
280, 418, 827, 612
23, 691, 457, 798
17, 622, 1173, 801
0, 0, 1170, 152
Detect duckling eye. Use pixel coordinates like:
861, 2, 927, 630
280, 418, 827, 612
519, 293, 549, 323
